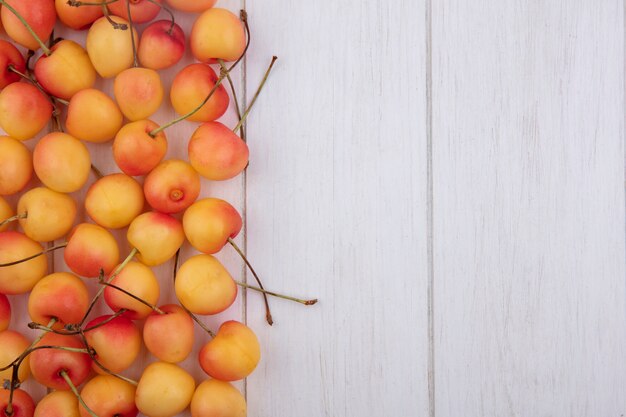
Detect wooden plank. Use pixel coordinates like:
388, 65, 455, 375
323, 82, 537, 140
432, 1, 626, 415
244, 1, 429, 416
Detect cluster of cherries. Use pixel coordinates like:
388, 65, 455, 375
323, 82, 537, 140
0, 0, 316, 416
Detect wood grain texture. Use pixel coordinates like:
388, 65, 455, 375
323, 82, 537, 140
432, 1, 626, 416
244, 1, 429, 416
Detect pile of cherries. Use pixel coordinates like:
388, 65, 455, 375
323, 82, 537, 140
0, 1, 316, 416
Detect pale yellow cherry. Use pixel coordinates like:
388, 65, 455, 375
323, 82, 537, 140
175, 254, 237, 315
114, 67, 164, 121
0, 196, 14, 232
79, 375, 137, 417
0, 136, 32, 196
0, 232, 47, 294
66, 89, 124, 143
127, 212, 184, 266
34, 390, 80, 417
191, 8, 246, 62
0, 330, 31, 383
33, 132, 91, 193
135, 361, 195, 417
85, 174, 144, 229
190, 379, 246, 417
86, 15, 138, 78
18, 187, 77, 242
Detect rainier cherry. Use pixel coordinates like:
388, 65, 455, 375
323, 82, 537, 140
18, 187, 77, 242
0, 330, 31, 383
85, 173, 145, 229
28, 272, 89, 329
0, 136, 32, 196
127, 212, 185, 266
0, 388, 35, 417
84, 315, 142, 373
170, 63, 229, 122
175, 254, 237, 315
33, 132, 92, 194
64, 223, 120, 278
143, 304, 194, 363
0, 232, 47, 294
191, 379, 247, 417
183, 198, 242, 254
114, 67, 164, 121
66, 88, 123, 143
198, 320, 261, 381
55, 0, 103, 30
0, 0, 56, 51
191, 8, 246, 62
138, 20, 186, 70
108, 0, 161, 24
86, 15, 137, 78
135, 361, 195, 417
79, 375, 138, 417
104, 261, 160, 320
0, 39, 25, 89
0, 83, 53, 141
33, 390, 80, 417
143, 159, 201, 214
113, 120, 168, 176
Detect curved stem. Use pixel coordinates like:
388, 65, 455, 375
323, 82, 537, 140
0, 0, 51, 55
77, 330, 138, 386
4, 360, 19, 416
0, 243, 67, 268
97, 281, 165, 315
79, 248, 139, 327
148, 73, 227, 137
125, 0, 138, 67
144, 0, 175, 34
228, 238, 273, 325
0, 212, 27, 229
233, 56, 278, 134
227, 10, 251, 73
60, 370, 100, 417
101, 3, 127, 30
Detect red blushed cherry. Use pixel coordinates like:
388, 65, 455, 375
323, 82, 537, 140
29, 333, 92, 390
0, 39, 25, 90
183, 198, 243, 254
108, 0, 161, 24
84, 315, 141, 374
138, 20, 185, 70
0, 388, 35, 417
143, 159, 200, 214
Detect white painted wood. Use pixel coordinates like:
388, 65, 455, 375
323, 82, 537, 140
244, 1, 429, 416
432, 1, 626, 416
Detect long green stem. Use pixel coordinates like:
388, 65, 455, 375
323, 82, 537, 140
148, 74, 227, 137
79, 248, 139, 327
101, 3, 127, 30
0, 243, 67, 268
228, 238, 272, 325
60, 370, 99, 417
233, 56, 278, 134
235, 281, 318, 305
227, 10, 250, 73
0, 0, 51, 55
219, 59, 245, 141
0, 213, 27, 229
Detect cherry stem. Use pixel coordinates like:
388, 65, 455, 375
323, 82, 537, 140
97, 281, 165, 315
76, 329, 138, 386
91, 164, 104, 179
228, 10, 250, 73
0, 0, 51, 55
233, 56, 278, 134
101, 3, 128, 30
69, 0, 119, 6
0, 213, 27, 229
148, 71, 228, 137
227, 238, 273, 325
79, 248, 139, 327
173, 250, 216, 338
0, 243, 67, 268
28, 309, 127, 336
60, 370, 99, 417
144, 0, 176, 34
218, 59, 245, 141
125, 0, 138, 67
236, 281, 318, 305
0, 319, 57, 374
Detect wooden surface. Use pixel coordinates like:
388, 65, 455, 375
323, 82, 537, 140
3, 0, 626, 416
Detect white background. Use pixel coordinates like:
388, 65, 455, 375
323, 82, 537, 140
5, 0, 626, 416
